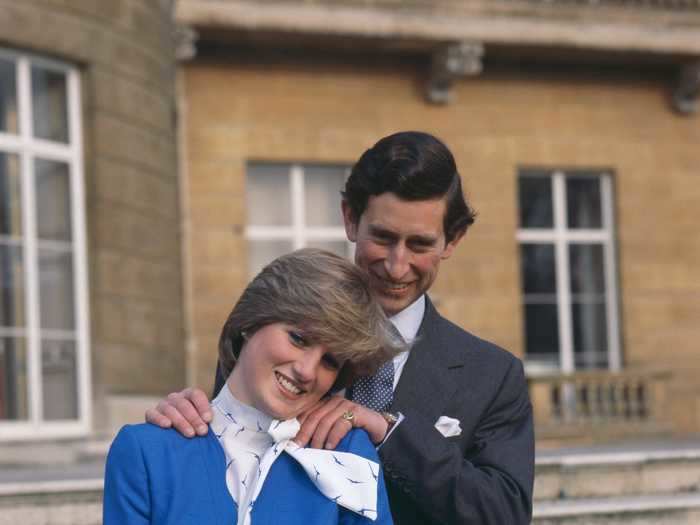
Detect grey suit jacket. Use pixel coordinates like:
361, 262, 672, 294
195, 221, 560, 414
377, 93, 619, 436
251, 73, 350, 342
379, 297, 534, 525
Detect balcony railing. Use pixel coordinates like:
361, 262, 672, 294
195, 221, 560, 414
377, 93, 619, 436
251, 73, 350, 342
529, 368, 673, 446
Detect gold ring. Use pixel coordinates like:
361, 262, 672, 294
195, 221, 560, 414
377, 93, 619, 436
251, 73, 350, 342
341, 410, 355, 425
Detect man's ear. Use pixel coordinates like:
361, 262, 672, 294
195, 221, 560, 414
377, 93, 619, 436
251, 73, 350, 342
441, 228, 466, 260
341, 200, 359, 242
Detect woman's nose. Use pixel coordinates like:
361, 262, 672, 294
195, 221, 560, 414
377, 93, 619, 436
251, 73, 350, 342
291, 347, 322, 382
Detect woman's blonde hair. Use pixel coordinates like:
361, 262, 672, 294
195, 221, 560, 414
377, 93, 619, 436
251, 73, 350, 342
218, 248, 404, 390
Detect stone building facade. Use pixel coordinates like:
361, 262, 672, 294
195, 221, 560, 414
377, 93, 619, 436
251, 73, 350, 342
0, 0, 698, 448
0, 0, 183, 442
176, 0, 700, 441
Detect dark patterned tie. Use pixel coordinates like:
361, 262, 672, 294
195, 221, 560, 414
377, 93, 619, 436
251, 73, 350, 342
349, 359, 394, 412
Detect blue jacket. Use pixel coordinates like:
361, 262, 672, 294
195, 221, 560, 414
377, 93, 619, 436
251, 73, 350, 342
104, 423, 393, 525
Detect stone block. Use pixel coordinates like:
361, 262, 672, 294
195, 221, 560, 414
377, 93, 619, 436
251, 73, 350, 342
92, 201, 179, 259
93, 114, 175, 176
0, 502, 101, 525
40, 0, 128, 23
93, 295, 127, 345
105, 393, 163, 434
641, 459, 700, 494
187, 159, 246, 195
189, 193, 247, 230
0, 2, 101, 64
94, 157, 178, 220
91, 69, 173, 134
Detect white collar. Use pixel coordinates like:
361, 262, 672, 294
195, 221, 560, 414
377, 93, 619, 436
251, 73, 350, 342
389, 294, 425, 343
213, 382, 274, 432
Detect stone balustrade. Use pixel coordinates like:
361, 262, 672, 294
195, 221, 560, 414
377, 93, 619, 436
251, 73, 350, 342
529, 368, 673, 447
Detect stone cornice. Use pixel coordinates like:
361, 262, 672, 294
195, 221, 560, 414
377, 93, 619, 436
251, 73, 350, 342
177, 0, 700, 56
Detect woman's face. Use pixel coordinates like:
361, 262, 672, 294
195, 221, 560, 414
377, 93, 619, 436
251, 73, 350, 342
227, 323, 342, 420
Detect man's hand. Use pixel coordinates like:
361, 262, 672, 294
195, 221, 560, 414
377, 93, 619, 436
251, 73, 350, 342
295, 395, 389, 449
145, 387, 213, 438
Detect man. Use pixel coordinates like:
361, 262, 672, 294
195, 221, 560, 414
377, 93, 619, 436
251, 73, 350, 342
147, 131, 534, 524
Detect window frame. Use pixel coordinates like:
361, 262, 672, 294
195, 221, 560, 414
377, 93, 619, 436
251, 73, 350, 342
516, 169, 621, 375
0, 49, 91, 440
245, 163, 353, 276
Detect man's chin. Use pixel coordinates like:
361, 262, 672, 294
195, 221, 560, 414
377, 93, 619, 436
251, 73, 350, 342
378, 293, 415, 316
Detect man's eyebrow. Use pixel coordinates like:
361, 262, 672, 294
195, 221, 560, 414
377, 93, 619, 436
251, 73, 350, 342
367, 224, 398, 238
368, 224, 438, 245
407, 234, 439, 245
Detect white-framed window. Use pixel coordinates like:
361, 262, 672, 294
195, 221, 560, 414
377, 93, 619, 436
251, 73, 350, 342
516, 168, 621, 375
245, 163, 352, 277
0, 49, 90, 440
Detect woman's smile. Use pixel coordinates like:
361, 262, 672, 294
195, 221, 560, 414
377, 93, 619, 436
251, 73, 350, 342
274, 371, 305, 397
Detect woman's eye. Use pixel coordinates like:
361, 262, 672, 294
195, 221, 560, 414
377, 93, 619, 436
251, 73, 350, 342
288, 330, 307, 346
321, 354, 341, 370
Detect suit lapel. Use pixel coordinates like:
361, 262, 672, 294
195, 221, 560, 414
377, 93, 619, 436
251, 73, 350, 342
391, 297, 466, 419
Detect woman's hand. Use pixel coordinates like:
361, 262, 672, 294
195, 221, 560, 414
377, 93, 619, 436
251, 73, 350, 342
295, 395, 389, 449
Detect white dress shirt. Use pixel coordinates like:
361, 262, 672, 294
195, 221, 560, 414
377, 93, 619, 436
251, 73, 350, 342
388, 294, 425, 390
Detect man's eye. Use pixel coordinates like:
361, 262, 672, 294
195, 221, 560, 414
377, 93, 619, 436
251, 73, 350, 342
409, 243, 431, 254
288, 330, 307, 346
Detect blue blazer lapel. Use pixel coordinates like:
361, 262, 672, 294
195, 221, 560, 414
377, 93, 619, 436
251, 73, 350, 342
391, 297, 466, 419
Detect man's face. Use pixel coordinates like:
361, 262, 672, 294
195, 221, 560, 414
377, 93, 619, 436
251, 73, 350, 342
342, 193, 463, 316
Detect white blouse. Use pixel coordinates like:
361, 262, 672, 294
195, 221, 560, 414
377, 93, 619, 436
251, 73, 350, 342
210, 385, 380, 524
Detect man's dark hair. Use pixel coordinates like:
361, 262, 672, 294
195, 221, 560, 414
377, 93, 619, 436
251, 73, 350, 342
342, 131, 476, 243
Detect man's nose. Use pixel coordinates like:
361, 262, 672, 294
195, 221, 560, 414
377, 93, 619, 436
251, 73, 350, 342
384, 245, 410, 280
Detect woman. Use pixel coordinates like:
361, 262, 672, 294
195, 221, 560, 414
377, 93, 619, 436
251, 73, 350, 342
104, 249, 403, 525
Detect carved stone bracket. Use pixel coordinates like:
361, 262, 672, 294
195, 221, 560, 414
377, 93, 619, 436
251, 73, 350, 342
175, 25, 199, 61
426, 42, 484, 105
672, 62, 700, 115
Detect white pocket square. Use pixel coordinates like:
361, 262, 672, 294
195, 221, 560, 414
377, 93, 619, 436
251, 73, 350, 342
434, 415, 462, 438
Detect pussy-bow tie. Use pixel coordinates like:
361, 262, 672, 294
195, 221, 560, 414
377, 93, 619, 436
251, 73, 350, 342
220, 417, 380, 524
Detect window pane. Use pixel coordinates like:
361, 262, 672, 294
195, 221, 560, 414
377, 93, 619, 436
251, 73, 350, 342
39, 249, 75, 330
520, 244, 556, 295
0, 152, 22, 236
246, 164, 291, 226
41, 339, 78, 420
0, 244, 24, 327
572, 302, 608, 369
305, 240, 349, 259
31, 66, 69, 143
567, 176, 602, 229
248, 240, 293, 278
304, 165, 346, 227
0, 58, 18, 134
518, 175, 553, 228
35, 158, 72, 241
0, 337, 28, 420
523, 303, 559, 359
570, 243, 605, 296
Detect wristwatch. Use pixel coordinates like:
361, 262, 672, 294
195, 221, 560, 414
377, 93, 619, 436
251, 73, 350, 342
379, 411, 400, 433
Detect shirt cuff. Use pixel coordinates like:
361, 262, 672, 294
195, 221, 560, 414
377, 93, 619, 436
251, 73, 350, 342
376, 412, 404, 449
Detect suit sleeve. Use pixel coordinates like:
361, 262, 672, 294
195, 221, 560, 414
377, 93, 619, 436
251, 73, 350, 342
379, 358, 534, 524
338, 430, 394, 525
103, 426, 151, 525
